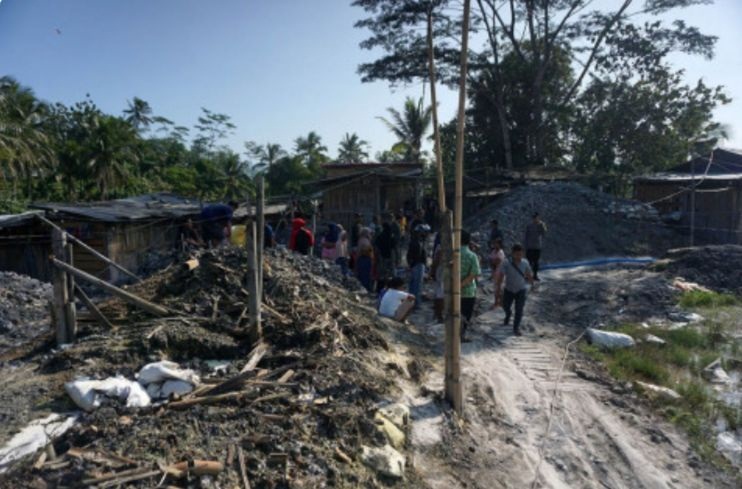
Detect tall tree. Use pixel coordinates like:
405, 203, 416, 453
123, 97, 154, 132
244, 141, 287, 174
378, 97, 432, 164
354, 0, 723, 168
294, 131, 329, 172
337, 132, 370, 163
0, 77, 54, 192
193, 108, 236, 153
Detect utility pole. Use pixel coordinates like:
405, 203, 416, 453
446, 0, 471, 415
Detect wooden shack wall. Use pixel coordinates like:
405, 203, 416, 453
0, 222, 52, 281
635, 180, 742, 244
107, 219, 180, 283
322, 177, 418, 229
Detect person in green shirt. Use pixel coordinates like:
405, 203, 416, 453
460, 230, 481, 342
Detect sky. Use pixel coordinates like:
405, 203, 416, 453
0, 0, 740, 160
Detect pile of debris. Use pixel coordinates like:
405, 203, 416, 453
467, 182, 681, 262
0, 271, 52, 354
2, 247, 425, 487
660, 245, 742, 294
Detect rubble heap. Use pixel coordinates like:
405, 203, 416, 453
0, 271, 52, 354
468, 182, 681, 262
661, 245, 742, 294
3, 248, 424, 488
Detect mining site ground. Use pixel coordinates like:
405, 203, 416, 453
400, 265, 741, 489
0, 250, 740, 488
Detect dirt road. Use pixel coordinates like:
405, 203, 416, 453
401, 266, 733, 489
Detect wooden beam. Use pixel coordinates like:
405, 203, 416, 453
51, 258, 170, 317
51, 228, 69, 346
37, 214, 142, 283
246, 220, 261, 343
256, 175, 265, 298
74, 285, 113, 329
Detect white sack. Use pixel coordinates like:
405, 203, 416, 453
586, 328, 635, 350
65, 376, 151, 411
137, 361, 200, 386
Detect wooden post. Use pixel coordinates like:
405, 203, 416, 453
37, 215, 141, 283
446, 0, 471, 415
64, 241, 77, 342
256, 175, 265, 296
51, 258, 170, 316
51, 228, 69, 346
246, 220, 262, 343
427, 7, 446, 213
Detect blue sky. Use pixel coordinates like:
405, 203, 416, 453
0, 0, 740, 160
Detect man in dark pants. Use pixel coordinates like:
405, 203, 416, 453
524, 212, 546, 280
496, 244, 534, 336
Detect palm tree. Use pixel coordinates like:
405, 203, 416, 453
0, 77, 54, 194
337, 133, 369, 163
378, 97, 432, 164
85, 115, 138, 199
294, 131, 328, 165
123, 97, 153, 132
217, 152, 252, 200
244, 141, 287, 174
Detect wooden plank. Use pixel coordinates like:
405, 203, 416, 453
51, 228, 69, 346
51, 258, 169, 317
74, 285, 113, 329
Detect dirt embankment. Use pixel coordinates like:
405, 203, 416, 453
0, 272, 51, 355
0, 248, 429, 488
659, 245, 742, 294
467, 182, 683, 262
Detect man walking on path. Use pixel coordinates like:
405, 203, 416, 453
406, 224, 428, 307
496, 244, 534, 336
460, 230, 481, 342
524, 213, 547, 280
489, 219, 504, 245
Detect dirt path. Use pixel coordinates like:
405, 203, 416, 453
401, 267, 732, 489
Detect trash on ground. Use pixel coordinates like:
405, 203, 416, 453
586, 328, 635, 350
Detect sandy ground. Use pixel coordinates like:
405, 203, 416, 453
397, 266, 735, 489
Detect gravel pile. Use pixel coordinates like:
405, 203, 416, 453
662, 245, 742, 294
467, 182, 682, 263
0, 272, 51, 353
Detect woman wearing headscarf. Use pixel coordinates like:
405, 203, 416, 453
355, 227, 374, 291
321, 223, 340, 261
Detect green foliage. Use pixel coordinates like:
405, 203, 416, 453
378, 97, 432, 164
0, 79, 326, 204
337, 133, 369, 163
354, 0, 729, 172
679, 290, 738, 308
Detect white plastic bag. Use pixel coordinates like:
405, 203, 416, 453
586, 328, 635, 349
137, 361, 200, 386
65, 376, 151, 411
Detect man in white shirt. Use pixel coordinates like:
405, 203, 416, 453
378, 277, 416, 322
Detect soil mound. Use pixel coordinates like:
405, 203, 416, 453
2, 248, 422, 488
467, 182, 682, 262
0, 272, 51, 354
662, 245, 742, 294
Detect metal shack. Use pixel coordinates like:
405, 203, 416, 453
313, 162, 425, 229
634, 148, 742, 244
0, 193, 202, 283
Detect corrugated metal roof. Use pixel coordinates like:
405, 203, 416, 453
0, 210, 43, 229
635, 173, 742, 183
30, 192, 202, 222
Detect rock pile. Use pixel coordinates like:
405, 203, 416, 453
467, 182, 681, 262
661, 245, 742, 294
3, 247, 423, 488
0, 272, 52, 354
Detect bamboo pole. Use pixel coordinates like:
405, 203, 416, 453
64, 241, 77, 341
427, 8, 446, 213
51, 228, 69, 346
36, 214, 141, 283
50, 258, 170, 316
246, 220, 262, 343
446, 0, 471, 415
256, 175, 265, 296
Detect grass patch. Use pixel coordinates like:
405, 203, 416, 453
679, 290, 738, 308
580, 315, 741, 474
